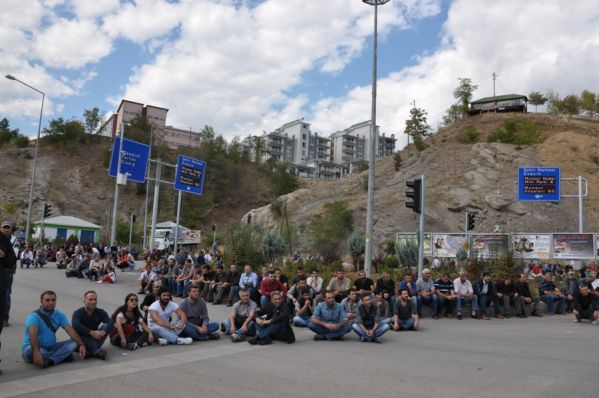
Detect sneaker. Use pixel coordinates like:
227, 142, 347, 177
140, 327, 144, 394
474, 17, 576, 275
40, 359, 55, 369
177, 337, 193, 345
158, 338, 168, 346
360, 336, 368, 342
313, 334, 325, 341
457, 313, 463, 320
248, 336, 259, 345
128, 343, 140, 351
573, 318, 581, 323
231, 334, 240, 342
208, 333, 220, 340
372, 338, 381, 344
94, 350, 107, 360
591, 320, 598, 325
257, 337, 272, 345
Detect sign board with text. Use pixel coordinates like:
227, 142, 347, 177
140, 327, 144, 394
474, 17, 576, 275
174, 155, 206, 196
518, 167, 560, 201
109, 137, 150, 183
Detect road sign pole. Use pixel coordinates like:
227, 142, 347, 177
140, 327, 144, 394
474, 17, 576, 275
417, 175, 425, 279
150, 158, 162, 250
128, 212, 134, 247
110, 123, 125, 246
578, 175, 584, 233
174, 190, 182, 256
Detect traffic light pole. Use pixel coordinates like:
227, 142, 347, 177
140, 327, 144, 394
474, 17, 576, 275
149, 158, 162, 250
417, 175, 425, 279
110, 123, 125, 246
174, 190, 182, 256
128, 212, 134, 247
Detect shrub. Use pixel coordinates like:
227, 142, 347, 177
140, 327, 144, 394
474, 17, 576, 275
309, 201, 353, 263
14, 135, 30, 148
487, 120, 545, 145
463, 126, 480, 143
261, 231, 285, 264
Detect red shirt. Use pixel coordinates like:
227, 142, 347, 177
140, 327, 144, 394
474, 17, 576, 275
260, 279, 287, 298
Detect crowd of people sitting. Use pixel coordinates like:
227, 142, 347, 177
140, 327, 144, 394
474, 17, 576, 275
17, 247, 599, 369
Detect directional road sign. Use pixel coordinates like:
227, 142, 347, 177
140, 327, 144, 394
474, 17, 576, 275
174, 155, 206, 196
109, 137, 150, 183
518, 167, 560, 201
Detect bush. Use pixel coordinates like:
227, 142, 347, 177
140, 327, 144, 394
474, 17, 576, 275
413, 135, 427, 151
347, 231, 365, 271
13, 135, 30, 148
463, 126, 480, 143
261, 231, 285, 264
393, 152, 402, 171
309, 201, 353, 263
487, 120, 545, 145
271, 163, 300, 196
225, 222, 265, 268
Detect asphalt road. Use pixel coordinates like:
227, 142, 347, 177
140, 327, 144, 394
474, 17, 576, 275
0, 262, 597, 398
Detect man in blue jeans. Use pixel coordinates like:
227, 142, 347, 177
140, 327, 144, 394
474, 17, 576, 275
539, 272, 566, 315
393, 289, 420, 331
353, 294, 390, 343
21, 290, 87, 368
147, 287, 193, 345
180, 285, 220, 341
248, 291, 293, 345
309, 291, 352, 341
223, 288, 257, 342
72, 291, 114, 360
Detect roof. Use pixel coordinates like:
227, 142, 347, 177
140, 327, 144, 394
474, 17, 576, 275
155, 221, 189, 229
34, 216, 101, 229
471, 94, 528, 105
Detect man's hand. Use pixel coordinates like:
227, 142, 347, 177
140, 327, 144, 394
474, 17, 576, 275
33, 350, 44, 367
78, 345, 87, 358
148, 333, 155, 343
90, 330, 106, 340
198, 325, 208, 335
524, 297, 532, 304
366, 329, 373, 337
0, 249, 5, 258
120, 339, 127, 348
497, 292, 503, 298
393, 323, 399, 331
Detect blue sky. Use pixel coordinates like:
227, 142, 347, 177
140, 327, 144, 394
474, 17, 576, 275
2, 0, 598, 149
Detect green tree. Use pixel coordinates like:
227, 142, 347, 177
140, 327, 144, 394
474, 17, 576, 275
251, 135, 265, 164
404, 107, 430, 148
453, 77, 478, 117
442, 104, 463, 126
271, 163, 299, 196
199, 125, 216, 144
462, 126, 480, 143
43, 118, 86, 146
545, 90, 563, 115
261, 231, 285, 264
528, 91, 546, 113
561, 94, 581, 117
580, 90, 597, 118
125, 116, 153, 145
0, 118, 19, 146
348, 231, 365, 271
225, 222, 265, 267
83, 107, 102, 134
354, 160, 369, 173
309, 201, 353, 263
393, 152, 402, 171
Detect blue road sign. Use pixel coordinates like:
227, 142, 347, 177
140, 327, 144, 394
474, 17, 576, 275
174, 155, 206, 196
518, 167, 560, 201
109, 137, 150, 184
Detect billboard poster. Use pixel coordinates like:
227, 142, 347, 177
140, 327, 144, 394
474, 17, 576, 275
553, 234, 595, 259
512, 234, 552, 260
432, 233, 467, 258
395, 233, 432, 256
470, 234, 509, 258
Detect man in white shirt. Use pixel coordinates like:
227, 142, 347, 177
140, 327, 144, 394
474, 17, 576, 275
307, 269, 323, 303
453, 271, 479, 320
147, 287, 192, 345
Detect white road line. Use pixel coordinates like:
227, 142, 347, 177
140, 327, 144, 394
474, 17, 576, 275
0, 344, 261, 398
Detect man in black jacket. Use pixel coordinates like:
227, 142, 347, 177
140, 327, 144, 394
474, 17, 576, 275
474, 272, 501, 319
215, 263, 241, 306
513, 273, 541, 318
1, 221, 18, 374
248, 291, 293, 345
573, 284, 597, 323
71, 291, 114, 359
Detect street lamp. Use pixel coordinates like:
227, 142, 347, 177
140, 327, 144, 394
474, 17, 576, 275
362, 0, 390, 278
5, 74, 45, 246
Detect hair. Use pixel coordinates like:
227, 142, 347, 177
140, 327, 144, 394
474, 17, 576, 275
399, 288, 408, 295
83, 290, 97, 298
239, 288, 249, 295
274, 267, 281, 272
442, 272, 451, 278
271, 291, 282, 300
268, 270, 276, 275
296, 266, 304, 271
111, 293, 142, 323
157, 286, 170, 296
482, 272, 491, 278
299, 286, 311, 296
40, 290, 56, 301
311, 268, 318, 273
336, 268, 344, 273
189, 285, 201, 292
349, 287, 357, 293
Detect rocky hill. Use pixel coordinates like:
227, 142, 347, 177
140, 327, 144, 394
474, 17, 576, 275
245, 113, 599, 252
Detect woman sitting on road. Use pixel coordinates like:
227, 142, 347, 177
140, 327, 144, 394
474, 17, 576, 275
110, 293, 155, 350
99, 264, 116, 284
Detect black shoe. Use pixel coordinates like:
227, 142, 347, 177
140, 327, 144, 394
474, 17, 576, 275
94, 350, 107, 360
258, 337, 272, 345
226, 302, 233, 307
220, 323, 226, 333
313, 334, 325, 341
457, 313, 463, 320
432, 314, 439, 320
332, 335, 344, 341
208, 333, 220, 340
62, 354, 74, 363
531, 311, 542, 317
248, 336, 259, 345
40, 359, 55, 369
2, 319, 9, 327
470, 314, 478, 320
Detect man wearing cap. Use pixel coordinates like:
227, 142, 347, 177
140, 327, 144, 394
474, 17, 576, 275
561, 271, 579, 313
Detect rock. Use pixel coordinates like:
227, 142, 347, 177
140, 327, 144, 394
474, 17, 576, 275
485, 194, 512, 210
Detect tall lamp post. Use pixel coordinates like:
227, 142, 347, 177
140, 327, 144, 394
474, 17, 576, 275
5, 74, 45, 246
362, 0, 390, 277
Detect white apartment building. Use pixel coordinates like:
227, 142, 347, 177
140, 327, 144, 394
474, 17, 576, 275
330, 121, 396, 166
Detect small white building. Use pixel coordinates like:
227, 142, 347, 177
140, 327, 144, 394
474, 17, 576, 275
32, 216, 101, 244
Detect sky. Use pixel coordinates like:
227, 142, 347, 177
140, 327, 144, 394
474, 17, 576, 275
2, 0, 599, 149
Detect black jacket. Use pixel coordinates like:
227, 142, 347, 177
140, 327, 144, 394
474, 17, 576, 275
0, 234, 17, 269
258, 301, 295, 343
473, 279, 497, 297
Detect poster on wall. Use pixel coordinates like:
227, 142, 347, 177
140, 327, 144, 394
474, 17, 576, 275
395, 233, 432, 256
553, 234, 595, 259
470, 234, 509, 258
512, 234, 552, 260
432, 233, 468, 258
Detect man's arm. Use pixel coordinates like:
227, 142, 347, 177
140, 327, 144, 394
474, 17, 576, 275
150, 309, 174, 329
64, 324, 87, 358
175, 308, 187, 329
28, 326, 44, 366
71, 309, 91, 337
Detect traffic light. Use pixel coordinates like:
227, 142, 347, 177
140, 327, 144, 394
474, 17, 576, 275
132, 214, 136, 223
211, 224, 216, 232
467, 213, 476, 231
43, 203, 52, 218
405, 179, 422, 213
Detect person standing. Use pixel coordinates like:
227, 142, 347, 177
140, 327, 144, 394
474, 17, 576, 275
71, 291, 115, 360
1, 222, 18, 328
1, 221, 18, 373
21, 291, 87, 368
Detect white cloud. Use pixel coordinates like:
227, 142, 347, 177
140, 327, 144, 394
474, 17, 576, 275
70, 0, 120, 19
310, 0, 599, 148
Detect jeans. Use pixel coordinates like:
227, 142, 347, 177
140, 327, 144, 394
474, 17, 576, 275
223, 319, 256, 336
397, 317, 415, 330
22, 340, 78, 365
478, 294, 498, 316
87, 269, 99, 281
180, 322, 219, 341
260, 295, 270, 308
541, 294, 566, 314
216, 285, 239, 303
176, 281, 188, 297
308, 321, 352, 340
150, 323, 183, 344
256, 322, 284, 339
377, 317, 393, 326
81, 333, 109, 355
351, 323, 390, 341
436, 296, 455, 315
293, 315, 311, 327
496, 295, 512, 316
419, 294, 438, 315
110, 331, 149, 347
456, 295, 479, 313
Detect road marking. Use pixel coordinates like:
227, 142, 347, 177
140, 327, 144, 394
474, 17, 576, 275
0, 344, 261, 398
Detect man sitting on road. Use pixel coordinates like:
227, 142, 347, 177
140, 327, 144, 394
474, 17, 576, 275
513, 273, 542, 318
147, 287, 193, 345
293, 287, 314, 327
287, 278, 311, 307
454, 271, 480, 320
353, 294, 390, 343
179, 285, 220, 341
215, 263, 240, 306
327, 269, 352, 302
434, 273, 456, 319
204, 264, 226, 303
308, 291, 352, 341
416, 268, 437, 317
223, 288, 257, 342
71, 291, 114, 360
259, 270, 287, 308
21, 290, 87, 368
340, 288, 360, 324
249, 291, 294, 345
539, 272, 566, 315
495, 277, 516, 318
474, 272, 501, 319
393, 289, 419, 331
239, 265, 258, 298
561, 271, 579, 313
573, 284, 598, 324
138, 262, 158, 295
307, 269, 324, 303
353, 270, 375, 298
398, 272, 419, 312
375, 271, 396, 309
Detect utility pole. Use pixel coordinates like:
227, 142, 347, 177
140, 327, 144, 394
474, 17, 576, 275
142, 127, 154, 250
149, 158, 162, 250
492, 72, 499, 112
110, 123, 125, 246
174, 191, 182, 256
128, 212, 134, 247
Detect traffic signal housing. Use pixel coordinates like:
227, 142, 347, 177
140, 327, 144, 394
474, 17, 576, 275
405, 179, 422, 213
43, 203, 52, 218
211, 224, 216, 232
467, 213, 475, 231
